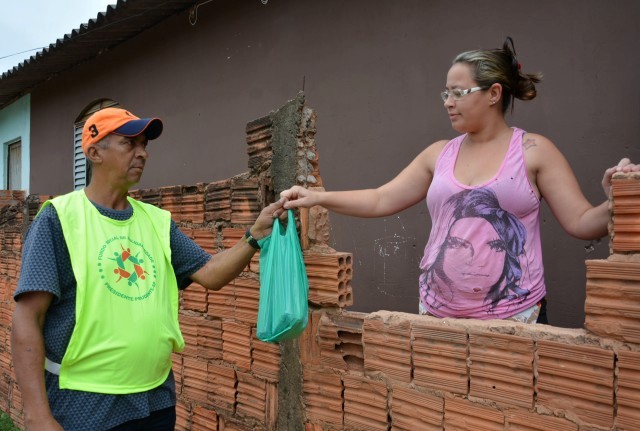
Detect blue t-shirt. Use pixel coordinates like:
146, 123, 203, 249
14, 202, 211, 431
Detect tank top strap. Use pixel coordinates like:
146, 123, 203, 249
434, 133, 466, 175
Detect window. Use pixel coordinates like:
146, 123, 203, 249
6, 140, 21, 189
73, 126, 87, 190
73, 99, 120, 189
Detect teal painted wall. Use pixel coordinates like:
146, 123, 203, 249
0, 95, 30, 191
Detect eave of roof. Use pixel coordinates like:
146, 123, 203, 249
0, 0, 199, 109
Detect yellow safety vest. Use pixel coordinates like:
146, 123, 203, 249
43, 190, 184, 394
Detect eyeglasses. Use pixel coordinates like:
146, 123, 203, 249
440, 86, 486, 102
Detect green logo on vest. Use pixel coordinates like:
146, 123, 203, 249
98, 236, 157, 301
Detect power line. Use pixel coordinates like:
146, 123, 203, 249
0, 47, 46, 61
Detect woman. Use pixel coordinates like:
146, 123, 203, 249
280, 38, 638, 322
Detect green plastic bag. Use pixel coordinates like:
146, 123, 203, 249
256, 210, 309, 343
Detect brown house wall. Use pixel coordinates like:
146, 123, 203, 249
27, 0, 640, 327
2, 96, 639, 430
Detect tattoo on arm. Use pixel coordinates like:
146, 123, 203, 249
523, 138, 537, 151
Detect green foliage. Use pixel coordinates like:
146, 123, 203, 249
0, 412, 20, 431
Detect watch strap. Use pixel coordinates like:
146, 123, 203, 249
245, 228, 261, 250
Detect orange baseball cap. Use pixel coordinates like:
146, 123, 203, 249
81, 107, 163, 155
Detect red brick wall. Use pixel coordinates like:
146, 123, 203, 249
0, 97, 638, 430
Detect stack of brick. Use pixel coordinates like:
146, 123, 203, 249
167, 93, 347, 431
583, 171, 640, 430
301, 308, 638, 431
0, 192, 26, 430
154, 93, 336, 430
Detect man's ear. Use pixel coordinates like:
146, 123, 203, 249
85, 145, 102, 164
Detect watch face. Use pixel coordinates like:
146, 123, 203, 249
246, 229, 260, 249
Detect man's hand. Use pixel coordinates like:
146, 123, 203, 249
249, 198, 286, 240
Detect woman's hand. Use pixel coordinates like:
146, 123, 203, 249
602, 158, 640, 197
281, 185, 320, 210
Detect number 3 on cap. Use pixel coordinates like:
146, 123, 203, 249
89, 124, 99, 138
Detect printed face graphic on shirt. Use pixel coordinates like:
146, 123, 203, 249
420, 188, 530, 314
442, 217, 506, 294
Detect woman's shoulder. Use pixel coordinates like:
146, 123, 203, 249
520, 131, 565, 171
428, 139, 451, 153
416, 139, 452, 170
520, 131, 556, 149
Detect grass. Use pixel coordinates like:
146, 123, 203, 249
0, 413, 20, 431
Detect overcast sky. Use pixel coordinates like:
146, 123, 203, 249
0, 0, 115, 75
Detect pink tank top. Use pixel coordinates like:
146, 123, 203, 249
419, 128, 545, 319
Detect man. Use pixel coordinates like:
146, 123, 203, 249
11, 107, 284, 430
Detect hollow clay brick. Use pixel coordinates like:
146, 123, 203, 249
585, 259, 640, 344
181, 184, 205, 224
208, 283, 235, 320
390, 384, 443, 431
412, 320, 468, 395
363, 317, 412, 383
0, 376, 9, 411
137, 188, 161, 207
204, 180, 232, 222
617, 350, 640, 431
469, 331, 533, 408
223, 321, 252, 371
343, 374, 389, 431
266, 381, 278, 430
303, 252, 354, 308
304, 423, 324, 431
236, 371, 267, 423
0, 305, 12, 329
183, 282, 208, 313
505, 410, 578, 431
251, 328, 281, 382
317, 312, 365, 372
197, 317, 223, 361
306, 196, 331, 247
218, 416, 253, 431
192, 405, 218, 431
183, 356, 210, 406
611, 174, 640, 253
222, 228, 246, 249
160, 185, 182, 222
536, 340, 614, 428
444, 396, 504, 430
299, 309, 323, 366
192, 228, 217, 255
303, 368, 343, 428
179, 312, 200, 359
175, 400, 191, 431
206, 363, 236, 413
234, 277, 259, 325
172, 353, 183, 396
246, 114, 273, 172
231, 178, 260, 225
180, 227, 194, 241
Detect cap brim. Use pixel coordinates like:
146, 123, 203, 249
113, 118, 163, 140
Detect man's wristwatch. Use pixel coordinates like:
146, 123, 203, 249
245, 228, 261, 250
